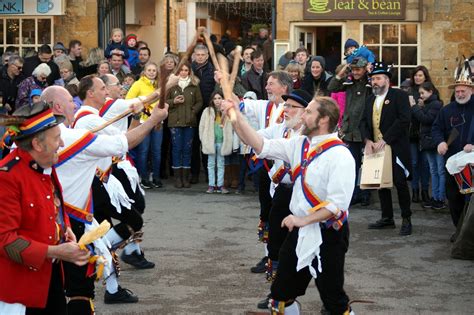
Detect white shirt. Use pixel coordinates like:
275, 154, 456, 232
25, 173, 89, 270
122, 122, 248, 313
240, 99, 285, 130
100, 97, 138, 133
374, 90, 388, 111
257, 132, 355, 277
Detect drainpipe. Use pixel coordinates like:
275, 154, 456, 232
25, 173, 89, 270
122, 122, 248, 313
166, 0, 171, 52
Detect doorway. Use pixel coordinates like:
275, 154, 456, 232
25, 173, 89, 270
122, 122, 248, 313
296, 25, 342, 74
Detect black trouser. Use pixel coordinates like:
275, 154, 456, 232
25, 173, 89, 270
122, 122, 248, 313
258, 167, 272, 222
268, 184, 293, 261
26, 263, 67, 315
64, 219, 95, 314
379, 162, 412, 219
92, 177, 143, 240
112, 165, 145, 214
346, 140, 370, 200
271, 223, 350, 314
446, 174, 470, 227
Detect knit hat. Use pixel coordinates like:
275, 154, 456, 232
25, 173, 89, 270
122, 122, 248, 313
29, 89, 42, 101
344, 38, 359, 50
310, 56, 326, 69
53, 42, 67, 53
126, 34, 138, 46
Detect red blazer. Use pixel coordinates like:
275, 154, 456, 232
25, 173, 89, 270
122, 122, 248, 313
0, 148, 70, 308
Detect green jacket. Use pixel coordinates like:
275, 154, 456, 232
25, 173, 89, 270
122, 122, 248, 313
166, 80, 203, 128
328, 75, 372, 142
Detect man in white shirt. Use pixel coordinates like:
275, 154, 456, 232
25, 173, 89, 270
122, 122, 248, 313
224, 96, 355, 314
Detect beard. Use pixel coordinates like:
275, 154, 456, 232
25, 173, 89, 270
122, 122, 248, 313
284, 114, 302, 129
372, 83, 387, 96
302, 117, 321, 136
268, 93, 276, 102
455, 95, 471, 104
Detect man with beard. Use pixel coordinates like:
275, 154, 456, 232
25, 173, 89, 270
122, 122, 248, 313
432, 64, 473, 235
360, 61, 413, 236
255, 90, 312, 309
131, 47, 151, 78
223, 96, 355, 315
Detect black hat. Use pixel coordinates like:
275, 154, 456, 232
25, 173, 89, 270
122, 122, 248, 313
282, 89, 313, 108
3, 101, 65, 141
368, 61, 393, 79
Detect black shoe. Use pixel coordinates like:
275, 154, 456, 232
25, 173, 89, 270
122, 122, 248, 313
411, 189, 420, 203
190, 174, 199, 184
360, 195, 371, 207
250, 256, 267, 273
399, 217, 412, 236
431, 200, 446, 210
152, 179, 163, 188
368, 218, 396, 229
421, 190, 430, 203
450, 232, 457, 243
422, 198, 433, 209
140, 179, 153, 189
257, 294, 271, 309
104, 286, 139, 304
350, 197, 361, 206
121, 251, 155, 269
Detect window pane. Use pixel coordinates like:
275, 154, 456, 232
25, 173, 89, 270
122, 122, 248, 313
382, 46, 398, 65
0, 19, 4, 45
38, 19, 51, 44
6, 19, 20, 44
22, 47, 36, 58
400, 67, 415, 83
382, 24, 398, 44
401, 24, 417, 44
22, 19, 35, 45
363, 24, 380, 44
391, 67, 399, 86
401, 47, 417, 65
367, 45, 380, 61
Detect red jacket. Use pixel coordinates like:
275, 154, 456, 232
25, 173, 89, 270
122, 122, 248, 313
0, 149, 70, 307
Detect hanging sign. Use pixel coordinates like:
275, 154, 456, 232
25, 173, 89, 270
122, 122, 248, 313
0, 0, 64, 15
0, 0, 23, 14
303, 0, 406, 20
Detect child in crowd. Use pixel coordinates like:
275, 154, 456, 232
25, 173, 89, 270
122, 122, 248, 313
284, 61, 302, 89
343, 38, 375, 85
122, 73, 136, 91
199, 91, 234, 194
105, 28, 130, 60
126, 34, 139, 68
29, 89, 42, 104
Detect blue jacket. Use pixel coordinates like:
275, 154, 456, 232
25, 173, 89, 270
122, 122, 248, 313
127, 48, 139, 68
105, 41, 129, 59
432, 95, 474, 160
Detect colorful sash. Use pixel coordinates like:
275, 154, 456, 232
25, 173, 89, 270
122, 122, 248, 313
271, 128, 292, 184
95, 165, 112, 183
99, 99, 116, 117
55, 132, 97, 167
292, 138, 347, 230
71, 110, 95, 128
63, 191, 94, 224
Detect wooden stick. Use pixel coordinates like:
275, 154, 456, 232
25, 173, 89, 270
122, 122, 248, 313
217, 54, 237, 122
90, 108, 133, 133
201, 30, 221, 72
229, 45, 242, 88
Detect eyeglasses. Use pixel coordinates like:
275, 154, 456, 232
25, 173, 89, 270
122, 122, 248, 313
13, 64, 23, 71
283, 102, 304, 109
108, 82, 121, 87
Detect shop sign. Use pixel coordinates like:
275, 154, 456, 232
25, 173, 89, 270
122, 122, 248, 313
0, 0, 64, 15
304, 0, 406, 20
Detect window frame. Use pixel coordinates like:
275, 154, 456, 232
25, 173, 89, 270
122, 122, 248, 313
360, 22, 421, 86
0, 16, 54, 57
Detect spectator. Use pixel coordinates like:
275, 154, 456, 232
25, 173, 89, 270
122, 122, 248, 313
110, 53, 128, 83
64, 83, 82, 112
294, 47, 309, 75
68, 39, 83, 75
137, 41, 148, 50
0, 55, 25, 114
239, 46, 255, 78
241, 49, 268, 100
255, 28, 268, 47
22, 44, 60, 86
277, 51, 295, 70
166, 62, 203, 188
407, 65, 433, 204
126, 34, 139, 68
16, 63, 50, 108
199, 91, 234, 194
55, 57, 79, 87
105, 28, 129, 60
126, 62, 162, 189
302, 56, 332, 97
53, 42, 67, 59
132, 47, 151, 78
79, 47, 105, 78
97, 60, 111, 76
262, 32, 273, 72
122, 73, 136, 92
0, 51, 13, 74
410, 81, 445, 210
29, 89, 42, 103
343, 38, 375, 69
284, 61, 302, 89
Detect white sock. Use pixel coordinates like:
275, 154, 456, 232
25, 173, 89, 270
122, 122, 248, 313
124, 242, 141, 255
285, 302, 300, 315
105, 228, 123, 248
106, 273, 119, 294
264, 244, 269, 257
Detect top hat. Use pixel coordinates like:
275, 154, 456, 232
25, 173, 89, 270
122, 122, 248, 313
368, 61, 393, 79
448, 58, 473, 89
1, 101, 64, 141
282, 89, 313, 108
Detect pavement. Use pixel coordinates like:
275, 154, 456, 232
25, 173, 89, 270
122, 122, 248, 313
94, 179, 474, 315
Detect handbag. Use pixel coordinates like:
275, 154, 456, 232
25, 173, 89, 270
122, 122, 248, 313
360, 145, 393, 189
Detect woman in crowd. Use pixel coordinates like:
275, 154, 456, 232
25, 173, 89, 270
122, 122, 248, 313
284, 61, 302, 89
126, 62, 163, 189
166, 61, 203, 188
55, 57, 79, 87
79, 47, 105, 78
410, 81, 446, 210
97, 60, 111, 76
407, 65, 433, 204
301, 56, 332, 97
16, 63, 50, 108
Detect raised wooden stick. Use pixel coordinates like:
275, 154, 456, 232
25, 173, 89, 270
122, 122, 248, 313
217, 54, 237, 122
200, 29, 221, 72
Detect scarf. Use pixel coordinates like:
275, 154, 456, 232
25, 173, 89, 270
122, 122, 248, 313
178, 76, 191, 90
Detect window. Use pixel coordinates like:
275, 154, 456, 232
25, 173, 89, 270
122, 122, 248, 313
0, 17, 53, 57
362, 23, 420, 86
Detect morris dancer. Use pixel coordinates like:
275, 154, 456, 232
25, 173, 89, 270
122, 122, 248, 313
224, 96, 355, 314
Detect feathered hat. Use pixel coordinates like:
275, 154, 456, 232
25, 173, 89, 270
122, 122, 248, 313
448, 57, 473, 89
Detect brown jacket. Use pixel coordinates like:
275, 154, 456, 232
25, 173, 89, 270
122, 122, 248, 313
166, 76, 203, 128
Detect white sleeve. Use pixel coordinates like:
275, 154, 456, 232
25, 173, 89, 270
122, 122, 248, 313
102, 98, 135, 121
241, 99, 265, 128
75, 115, 121, 136
83, 134, 129, 158
257, 125, 278, 140
257, 137, 295, 164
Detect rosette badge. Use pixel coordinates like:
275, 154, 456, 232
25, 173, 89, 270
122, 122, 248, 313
308, 0, 331, 13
